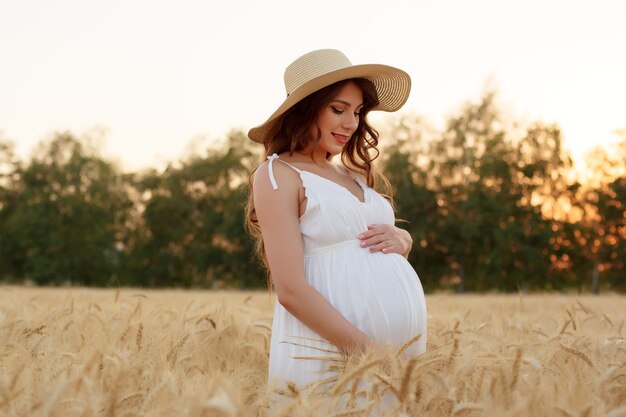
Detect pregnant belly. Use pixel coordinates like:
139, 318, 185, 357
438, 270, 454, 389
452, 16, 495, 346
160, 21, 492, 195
304, 247, 427, 354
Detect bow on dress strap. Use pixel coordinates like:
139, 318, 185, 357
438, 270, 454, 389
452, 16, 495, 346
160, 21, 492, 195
267, 153, 279, 190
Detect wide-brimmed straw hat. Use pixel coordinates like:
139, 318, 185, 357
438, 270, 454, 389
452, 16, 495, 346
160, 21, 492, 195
248, 49, 411, 143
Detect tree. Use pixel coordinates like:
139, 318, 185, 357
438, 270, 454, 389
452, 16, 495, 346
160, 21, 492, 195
0, 140, 22, 277
381, 116, 443, 291
0, 132, 132, 285
581, 137, 626, 292
388, 91, 578, 292
122, 130, 264, 288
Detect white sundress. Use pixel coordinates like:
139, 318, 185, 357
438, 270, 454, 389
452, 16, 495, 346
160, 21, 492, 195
265, 153, 427, 411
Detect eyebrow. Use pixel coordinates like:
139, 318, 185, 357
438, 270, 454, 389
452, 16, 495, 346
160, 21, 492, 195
331, 99, 363, 108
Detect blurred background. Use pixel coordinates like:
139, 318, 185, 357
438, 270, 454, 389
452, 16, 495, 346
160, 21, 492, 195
1, 0, 624, 292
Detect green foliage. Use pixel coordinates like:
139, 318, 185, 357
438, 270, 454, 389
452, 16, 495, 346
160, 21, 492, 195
0, 133, 131, 285
120, 131, 264, 288
381, 118, 442, 291
589, 169, 626, 291
0, 95, 624, 292
380, 92, 621, 293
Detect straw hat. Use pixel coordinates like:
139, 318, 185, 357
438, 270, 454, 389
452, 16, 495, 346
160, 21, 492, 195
247, 49, 411, 143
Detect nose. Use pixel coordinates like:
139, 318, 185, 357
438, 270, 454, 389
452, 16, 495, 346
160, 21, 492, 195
342, 113, 358, 131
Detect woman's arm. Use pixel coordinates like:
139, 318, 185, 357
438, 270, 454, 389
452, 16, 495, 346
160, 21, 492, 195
253, 161, 373, 355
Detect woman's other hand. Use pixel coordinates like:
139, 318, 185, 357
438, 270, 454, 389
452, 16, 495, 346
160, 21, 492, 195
358, 224, 412, 258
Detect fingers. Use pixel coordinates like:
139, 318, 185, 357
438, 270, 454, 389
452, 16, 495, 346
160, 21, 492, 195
359, 224, 387, 239
377, 242, 402, 254
359, 235, 401, 255
368, 243, 402, 254
359, 227, 388, 250
359, 234, 385, 248
358, 224, 410, 255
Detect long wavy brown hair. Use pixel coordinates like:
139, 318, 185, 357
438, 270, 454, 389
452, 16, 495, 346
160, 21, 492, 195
245, 78, 394, 287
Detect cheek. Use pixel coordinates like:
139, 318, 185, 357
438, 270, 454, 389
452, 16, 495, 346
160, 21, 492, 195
318, 109, 340, 129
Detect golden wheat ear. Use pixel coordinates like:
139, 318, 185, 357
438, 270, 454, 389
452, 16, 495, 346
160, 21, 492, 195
396, 333, 422, 358
289, 357, 344, 366
331, 359, 383, 395
279, 339, 342, 355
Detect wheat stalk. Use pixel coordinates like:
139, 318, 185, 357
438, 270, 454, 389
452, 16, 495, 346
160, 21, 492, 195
559, 319, 572, 335
334, 401, 375, 417
280, 340, 342, 355
398, 356, 419, 403
292, 355, 345, 362
451, 402, 483, 415
331, 359, 382, 395
575, 300, 591, 315
373, 373, 400, 399
167, 334, 190, 368
119, 324, 132, 342
510, 347, 522, 390
446, 338, 460, 369
397, 333, 422, 358
559, 343, 595, 368
135, 322, 143, 352
3, 288, 624, 417
286, 381, 300, 398
567, 309, 577, 331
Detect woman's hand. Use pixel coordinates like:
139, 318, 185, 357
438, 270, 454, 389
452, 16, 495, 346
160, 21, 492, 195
358, 224, 413, 258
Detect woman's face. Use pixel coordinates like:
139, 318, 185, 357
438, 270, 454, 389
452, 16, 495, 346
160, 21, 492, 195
310, 81, 363, 156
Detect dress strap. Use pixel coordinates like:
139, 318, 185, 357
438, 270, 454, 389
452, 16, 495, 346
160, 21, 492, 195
266, 153, 302, 190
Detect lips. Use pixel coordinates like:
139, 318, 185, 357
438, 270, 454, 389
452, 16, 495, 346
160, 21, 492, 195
332, 133, 350, 145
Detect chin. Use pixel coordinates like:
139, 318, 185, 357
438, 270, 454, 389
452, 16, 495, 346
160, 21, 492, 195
326, 146, 344, 156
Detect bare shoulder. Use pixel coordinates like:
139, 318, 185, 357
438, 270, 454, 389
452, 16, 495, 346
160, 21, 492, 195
252, 159, 302, 196
253, 159, 303, 226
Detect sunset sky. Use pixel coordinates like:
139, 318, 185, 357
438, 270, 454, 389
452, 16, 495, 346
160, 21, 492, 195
1, 0, 625, 171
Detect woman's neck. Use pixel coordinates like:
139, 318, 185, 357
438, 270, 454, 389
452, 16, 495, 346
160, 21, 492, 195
293, 147, 336, 167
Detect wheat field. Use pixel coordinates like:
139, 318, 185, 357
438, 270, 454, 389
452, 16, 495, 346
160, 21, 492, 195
0, 286, 624, 417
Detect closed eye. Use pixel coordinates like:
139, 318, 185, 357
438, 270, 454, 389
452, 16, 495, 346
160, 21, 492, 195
332, 106, 361, 117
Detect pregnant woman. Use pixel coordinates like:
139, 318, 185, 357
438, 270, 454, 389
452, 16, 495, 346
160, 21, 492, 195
245, 49, 427, 411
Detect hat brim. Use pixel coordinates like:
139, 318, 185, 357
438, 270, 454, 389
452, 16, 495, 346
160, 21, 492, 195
248, 64, 411, 143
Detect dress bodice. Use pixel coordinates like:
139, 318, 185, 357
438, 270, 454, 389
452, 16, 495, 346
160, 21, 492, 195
266, 153, 395, 256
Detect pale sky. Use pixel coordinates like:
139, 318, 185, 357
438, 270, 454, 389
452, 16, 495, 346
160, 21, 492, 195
1, 0, 625, 172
